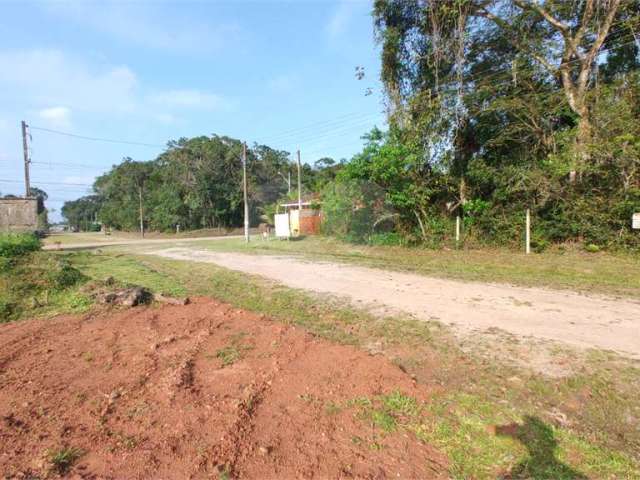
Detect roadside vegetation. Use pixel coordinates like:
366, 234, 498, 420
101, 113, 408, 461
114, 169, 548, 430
0, 233, 89, 322
51, 250, 639, 478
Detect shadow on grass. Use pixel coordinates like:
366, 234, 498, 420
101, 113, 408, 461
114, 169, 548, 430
496, 416, 587, 479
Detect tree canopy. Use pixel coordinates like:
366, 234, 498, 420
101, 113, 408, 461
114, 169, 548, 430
63, 135, 340, 232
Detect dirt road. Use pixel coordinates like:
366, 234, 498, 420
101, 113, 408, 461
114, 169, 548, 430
151, 248, 640, 358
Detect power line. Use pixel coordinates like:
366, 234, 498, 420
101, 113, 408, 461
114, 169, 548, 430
256, 111, 382, 144
29, 126, 166, 149
0, 179, 92, 187
31, 161, 114, 170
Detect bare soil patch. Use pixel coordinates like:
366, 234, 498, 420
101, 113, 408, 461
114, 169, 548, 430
0, 299, 447, 479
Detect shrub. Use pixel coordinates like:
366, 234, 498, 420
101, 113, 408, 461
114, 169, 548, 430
585, 244, 601, 253
0, 233, 41, 258
0, 296, 14, 323
47, 261, 85, 289
368, 232, 405, 246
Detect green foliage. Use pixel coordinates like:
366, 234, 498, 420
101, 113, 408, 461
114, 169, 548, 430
321, 179, 379, 243
585, 244, 601, 254
62, 137, 342, 232
0, 252, 87, 322
0, 233, 41, 259
367, 232, 405, 246
48, 446, 83, 474
61, 195, 102, 232
366, 2, 640, 250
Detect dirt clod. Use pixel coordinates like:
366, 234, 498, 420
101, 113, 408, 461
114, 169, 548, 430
96, 286, 152, 307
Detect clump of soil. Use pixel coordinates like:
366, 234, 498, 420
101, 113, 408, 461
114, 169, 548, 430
0, 298, 447, 479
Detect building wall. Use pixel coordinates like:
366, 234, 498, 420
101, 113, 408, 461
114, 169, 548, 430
0, 198, 38, 232
299, 215, 321, 235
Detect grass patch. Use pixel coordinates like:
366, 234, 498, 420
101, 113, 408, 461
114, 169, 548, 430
48, 446, 83, 474
0, 251, 89, 323
0, 232, 41, 259
215, 332, 253, 366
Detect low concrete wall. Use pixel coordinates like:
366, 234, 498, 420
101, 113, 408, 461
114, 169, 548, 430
0, 198, 38, 232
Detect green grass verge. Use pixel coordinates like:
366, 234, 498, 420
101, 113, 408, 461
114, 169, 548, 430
186, 236, 640, 298
0, 251, 91, 322
58, 250, 640, 479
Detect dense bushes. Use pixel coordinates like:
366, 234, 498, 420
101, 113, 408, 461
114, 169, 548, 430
318, 73, 640, 252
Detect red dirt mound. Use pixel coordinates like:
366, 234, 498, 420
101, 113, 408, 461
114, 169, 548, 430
0, 298, 447, 479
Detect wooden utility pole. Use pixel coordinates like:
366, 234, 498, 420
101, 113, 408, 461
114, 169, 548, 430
297, 150, 302, 212
21, 121, 31, 197
138, 185, 144, 238
243, 142, 250, 243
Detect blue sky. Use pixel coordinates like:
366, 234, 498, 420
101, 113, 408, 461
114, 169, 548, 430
0, 0, 385, 220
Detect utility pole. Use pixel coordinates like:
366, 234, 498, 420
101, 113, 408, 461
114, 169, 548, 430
243, 142, 250, 243
525, 208, 531, 255
138, 185, 144, 238
21, 121, 31, 197
297, 150, 302, 212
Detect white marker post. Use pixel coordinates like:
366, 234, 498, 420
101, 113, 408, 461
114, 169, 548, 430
525, 208, 531, 254
455, 215, 461, 246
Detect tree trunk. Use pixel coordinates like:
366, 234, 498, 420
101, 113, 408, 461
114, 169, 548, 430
572, 110, 591, 182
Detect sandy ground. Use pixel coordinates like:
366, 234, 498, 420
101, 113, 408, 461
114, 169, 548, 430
0, 299, 447, 479
150, 248, 640, 359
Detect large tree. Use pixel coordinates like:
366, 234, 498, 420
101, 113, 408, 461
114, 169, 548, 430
374, 0, 632, 177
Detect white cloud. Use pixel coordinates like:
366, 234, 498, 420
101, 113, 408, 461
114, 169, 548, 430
38, 106, 72, 128
0, 49, 137, 114
326, 1, 357, 40
44, 1, 242, 54
148, 89, 225, 110
0, 49, 228, 124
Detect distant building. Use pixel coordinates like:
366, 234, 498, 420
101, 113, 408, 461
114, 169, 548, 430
0, 197, 38, 233
276, 197, 322, 236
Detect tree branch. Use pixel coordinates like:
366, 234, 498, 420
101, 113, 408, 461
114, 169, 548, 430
513, 0, 569, 36
478, 8, 557, 73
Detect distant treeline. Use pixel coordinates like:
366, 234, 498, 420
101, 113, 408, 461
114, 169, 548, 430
61, 136, 341, 232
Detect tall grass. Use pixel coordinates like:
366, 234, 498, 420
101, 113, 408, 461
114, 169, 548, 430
0, 233, 41, 258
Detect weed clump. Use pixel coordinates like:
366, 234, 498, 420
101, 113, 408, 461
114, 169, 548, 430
48, 446, 83, 474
